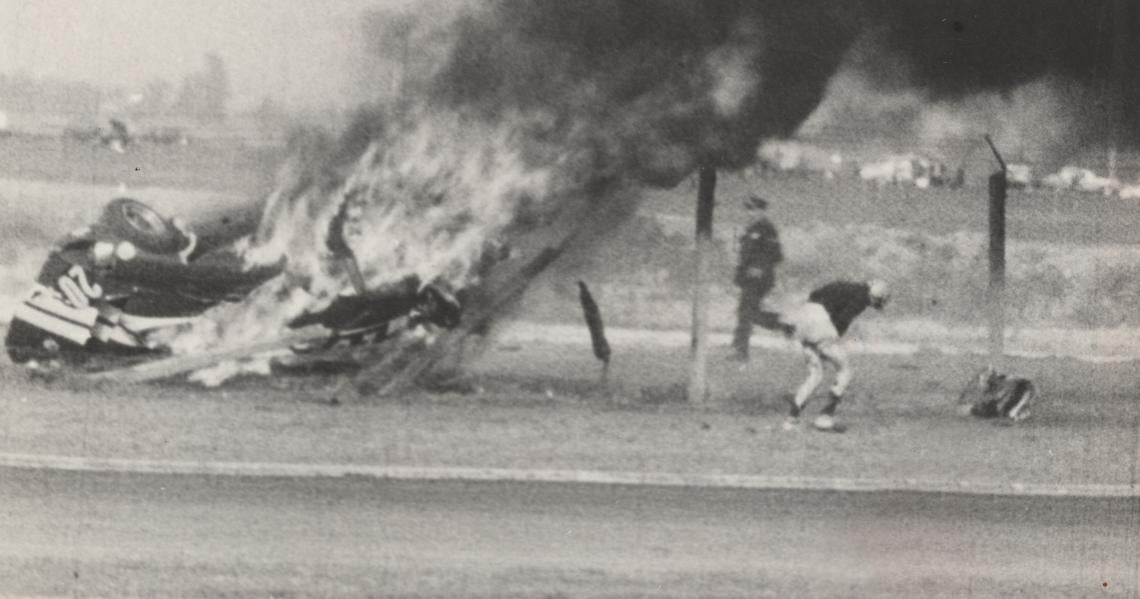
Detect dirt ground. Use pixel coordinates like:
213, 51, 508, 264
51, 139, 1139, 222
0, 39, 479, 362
5, 470, 1134, 598
0, 141, 1137, 490
2, 337, 1136, 489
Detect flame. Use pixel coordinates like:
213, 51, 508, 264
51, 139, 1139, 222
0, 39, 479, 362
173, 109, 555, 351
339, 112, 552, 290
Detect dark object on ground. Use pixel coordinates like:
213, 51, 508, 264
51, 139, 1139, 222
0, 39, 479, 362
958, 366, 1035, 421
577, 280, 611, 381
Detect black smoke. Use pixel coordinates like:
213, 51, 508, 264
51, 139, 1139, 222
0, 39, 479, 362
425, 0, 868, 185
398, 0, 1139, 181
880, 1, 1135, 104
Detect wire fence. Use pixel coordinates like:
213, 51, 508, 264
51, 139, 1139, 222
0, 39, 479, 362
3, 107, 1137, 182
789, 127, 1140, 181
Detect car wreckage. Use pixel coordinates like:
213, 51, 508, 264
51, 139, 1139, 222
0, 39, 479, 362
4, 197, 464, 369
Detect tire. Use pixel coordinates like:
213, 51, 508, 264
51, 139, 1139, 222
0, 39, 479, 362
99, 198, 183, 254
5, 317, 63, 364
417, 283, 462, 329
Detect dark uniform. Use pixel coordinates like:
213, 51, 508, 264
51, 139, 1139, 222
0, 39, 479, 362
732, 197, 782, 360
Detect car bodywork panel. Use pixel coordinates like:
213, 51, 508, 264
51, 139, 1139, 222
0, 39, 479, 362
5, 197, 461, 368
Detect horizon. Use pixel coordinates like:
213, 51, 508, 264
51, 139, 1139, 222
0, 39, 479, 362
0, 0, 419, 111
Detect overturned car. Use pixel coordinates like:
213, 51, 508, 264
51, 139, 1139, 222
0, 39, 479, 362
5, 197, 462, 368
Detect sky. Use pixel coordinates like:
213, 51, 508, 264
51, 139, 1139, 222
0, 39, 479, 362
0, 0, 413, 110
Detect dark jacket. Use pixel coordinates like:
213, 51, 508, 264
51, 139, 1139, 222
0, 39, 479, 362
735, 217, 783, 286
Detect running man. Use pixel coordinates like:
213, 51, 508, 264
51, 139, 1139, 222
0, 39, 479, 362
763, 279, 891, 431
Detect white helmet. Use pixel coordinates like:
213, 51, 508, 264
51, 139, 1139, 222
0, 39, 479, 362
868, 279, 891, 309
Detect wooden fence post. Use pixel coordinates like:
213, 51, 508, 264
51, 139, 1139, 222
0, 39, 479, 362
688, 165, 717, 403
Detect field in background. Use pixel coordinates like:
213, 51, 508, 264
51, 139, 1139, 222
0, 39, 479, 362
518, 213, 1140, 356
648, 170, 1140, 246
2, 134, 1139, 354
519, 169, 1140, 352
0, 133, 284, 196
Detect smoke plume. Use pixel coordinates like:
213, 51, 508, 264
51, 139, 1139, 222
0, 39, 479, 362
186, 0, 1140, 349
429, 0, 866, 184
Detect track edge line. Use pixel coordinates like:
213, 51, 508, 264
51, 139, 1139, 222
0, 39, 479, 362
0, 452, 1135, 498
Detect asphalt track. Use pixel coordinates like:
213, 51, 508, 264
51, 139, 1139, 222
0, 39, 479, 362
1, 467, 1136, 597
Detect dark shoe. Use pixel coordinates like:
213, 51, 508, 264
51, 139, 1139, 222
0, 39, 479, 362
820, 392, 842, 416
729, 340, 750, 361
784, 394, 802, 418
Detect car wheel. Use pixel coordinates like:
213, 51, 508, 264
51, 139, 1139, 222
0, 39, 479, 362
417, 284, 462, 329
101, 198, 183, 254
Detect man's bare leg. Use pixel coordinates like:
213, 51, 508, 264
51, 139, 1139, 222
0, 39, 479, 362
814, 343, 850, 430
785, 344, 823, 428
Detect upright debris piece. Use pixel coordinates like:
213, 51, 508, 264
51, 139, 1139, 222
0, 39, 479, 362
326, 195, 368, 295
577, 281, 611, 383
368, 243, 571, 398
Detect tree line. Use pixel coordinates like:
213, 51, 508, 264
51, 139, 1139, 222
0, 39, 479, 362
0, 53, 230, 122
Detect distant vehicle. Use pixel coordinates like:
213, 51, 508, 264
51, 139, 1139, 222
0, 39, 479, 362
4, 197, 462, 368
1041, 166, 1084, 190
913, 158, 948, 189
1118, 184, 1140, 200
858, 153, 948, 188
141, 126, 191, 145
857, 159, 900, 185
1005, 164, 1033, 189
63, 122, 103, 143
1042, 166, 1120, 195
757, 141, 844, 178
62, 118, 134, 152
1075, 172, 1120, 195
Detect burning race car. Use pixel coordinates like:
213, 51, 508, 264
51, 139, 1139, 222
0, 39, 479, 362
5, 197, 462, 369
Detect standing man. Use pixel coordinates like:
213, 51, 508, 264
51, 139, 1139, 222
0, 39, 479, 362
773, 279, 891, 431
732, 195, 783, 361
